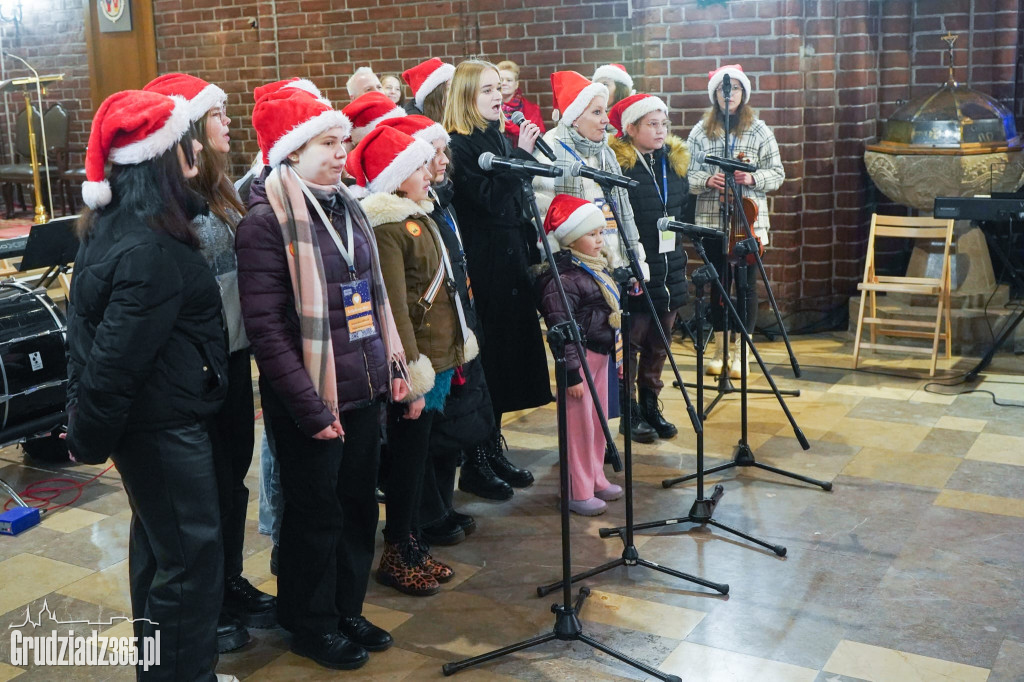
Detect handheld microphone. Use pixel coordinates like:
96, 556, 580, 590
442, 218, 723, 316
510, 111, 557, 162
478, 151, 562, 178
569, 162, 638, 189
693, 150, 757, 174
656, 217, 721, 240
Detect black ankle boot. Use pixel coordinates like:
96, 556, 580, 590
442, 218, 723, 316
224, 575, 277, 629
618, 401, 658, 443
449, 509, 476, 536
217, 612, 249, 653
487, 431, 534, 488
638, 387, 677, 438
458, 445, 514, 500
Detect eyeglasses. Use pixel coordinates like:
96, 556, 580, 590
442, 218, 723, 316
208, 108, 229, 124
642, 120, 670, 131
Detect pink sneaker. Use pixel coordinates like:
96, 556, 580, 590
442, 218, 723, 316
595, 484, 623, 501
568, 497, 607, 516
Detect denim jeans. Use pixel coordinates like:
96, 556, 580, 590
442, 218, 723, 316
257, 427, 283, 546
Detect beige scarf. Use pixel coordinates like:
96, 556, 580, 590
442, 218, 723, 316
568, 248, 621, 330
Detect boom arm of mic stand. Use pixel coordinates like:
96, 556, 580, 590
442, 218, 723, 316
521, 177, 623, 472
595, 179, 702, 436
724, 173, 801, 378
690, 237, 809, 450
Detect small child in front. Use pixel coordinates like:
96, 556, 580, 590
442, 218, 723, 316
536, 194, 624, 516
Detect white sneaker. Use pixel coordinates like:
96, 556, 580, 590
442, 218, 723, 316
728, 340, 747, 379
216, 675, 239, 682
704, 333, 724, 375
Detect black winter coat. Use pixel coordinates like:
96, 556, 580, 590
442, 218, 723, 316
428, 180, 495, 450
66, 206, 228, 464
609, 135, 690, 313
449, 122, 551, 413
535, 250, 617, 387
235, 172, 390, 437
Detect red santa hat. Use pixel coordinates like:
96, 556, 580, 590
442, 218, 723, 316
608, 93, 668, 138
342, 91, 406, 144
544, 194, 606, 249
252, 88, 351, 168
402, 58, 455, 111
253, 77, 329, 106
82, 90, 192, 209
345, 125, 436, 197
591, 63, 634, 91
550, 71, 609, 126
143, 73, 226, 122
707, 64, 751, 104
377, 114, 450, 147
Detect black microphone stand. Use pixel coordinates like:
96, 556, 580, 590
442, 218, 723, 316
537, 275, 728, 598
441, 323, 681, 682
665, 171, 831, 493
606, 249, 788, 556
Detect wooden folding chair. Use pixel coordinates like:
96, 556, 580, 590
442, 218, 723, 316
853, 213, 954, 376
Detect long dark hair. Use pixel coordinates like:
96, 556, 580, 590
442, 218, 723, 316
76, 131, 202, 248
421, 86, 447, 123
190, 113, 245, 228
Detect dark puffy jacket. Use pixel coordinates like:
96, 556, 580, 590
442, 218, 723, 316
66, 207, 228, 464
448, 121, 552, 413
609, 134, 690, 313
535, 250, 617, 387
235, 171, 389, 436
429, 180, 478, 335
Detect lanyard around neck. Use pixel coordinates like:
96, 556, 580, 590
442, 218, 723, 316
635, 150, 668, 213
299, 181, 356, 276
570, 255, 621, 305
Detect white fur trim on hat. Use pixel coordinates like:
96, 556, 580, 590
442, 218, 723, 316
620, 96, 668, 131
592, 64, 633, 90
82, 180, 112, 210
268, 109, 352, 168
351, 106, 406, 144
404, 354, 436, 401
552, 202, 605, 247
109, 95, 192, 165
414, 62, 455, 109
186, 83, 227, 122
367, 137, 436, 195
559, 82, 609, 127
708, 66, 751, 104
412, 122, 450, 146
288, 79, 330, 106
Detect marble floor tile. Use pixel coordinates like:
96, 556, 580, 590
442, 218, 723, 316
822, 639, 990, 682
988, 638, 1024, 682
56, 559, 132, 614
38, 507, 108, 534
821, 417, 932, 452
0, 554, 93, 615
965, 433, 1024, 467
934, 489, 1024, 518
934, 415, 989, 432
943, 459, 1024, 499
579, 589, 705, 641
659, 641, 819, 681
839, 447, 961, 489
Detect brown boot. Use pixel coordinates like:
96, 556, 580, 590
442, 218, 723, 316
375, 541, 440, 596
410, 534, 454, 583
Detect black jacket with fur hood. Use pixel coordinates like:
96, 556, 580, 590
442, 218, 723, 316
609, 134, 691, 313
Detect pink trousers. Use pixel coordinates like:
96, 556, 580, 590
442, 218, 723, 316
561, 348, 612, 501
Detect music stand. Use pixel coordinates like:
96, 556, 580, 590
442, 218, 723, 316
17, 215, 78, 289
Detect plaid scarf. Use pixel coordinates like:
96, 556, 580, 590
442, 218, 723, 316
265, 164, 409, 418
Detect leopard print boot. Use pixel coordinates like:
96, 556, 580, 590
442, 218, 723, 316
376, 540, 440, 596
410, 534, 454, 584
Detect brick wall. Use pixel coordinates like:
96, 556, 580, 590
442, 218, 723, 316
6, 0, 1022, 320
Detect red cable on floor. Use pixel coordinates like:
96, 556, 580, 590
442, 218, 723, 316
2, 463, 116, 514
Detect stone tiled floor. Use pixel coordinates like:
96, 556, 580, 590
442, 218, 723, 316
0, 333, 1022, 681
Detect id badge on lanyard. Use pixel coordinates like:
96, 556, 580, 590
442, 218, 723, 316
614, 330, 623, 370
342, 279, 378, 340
592, 197, 619, 241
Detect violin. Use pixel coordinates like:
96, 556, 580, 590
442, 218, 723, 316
723, 151, 764, 264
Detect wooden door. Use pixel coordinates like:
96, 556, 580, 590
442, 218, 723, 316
84, 0, 157, 112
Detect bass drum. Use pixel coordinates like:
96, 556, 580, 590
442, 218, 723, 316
0, 281, 69, 461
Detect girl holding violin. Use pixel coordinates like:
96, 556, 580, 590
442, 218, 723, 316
686, 64, 784, 378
